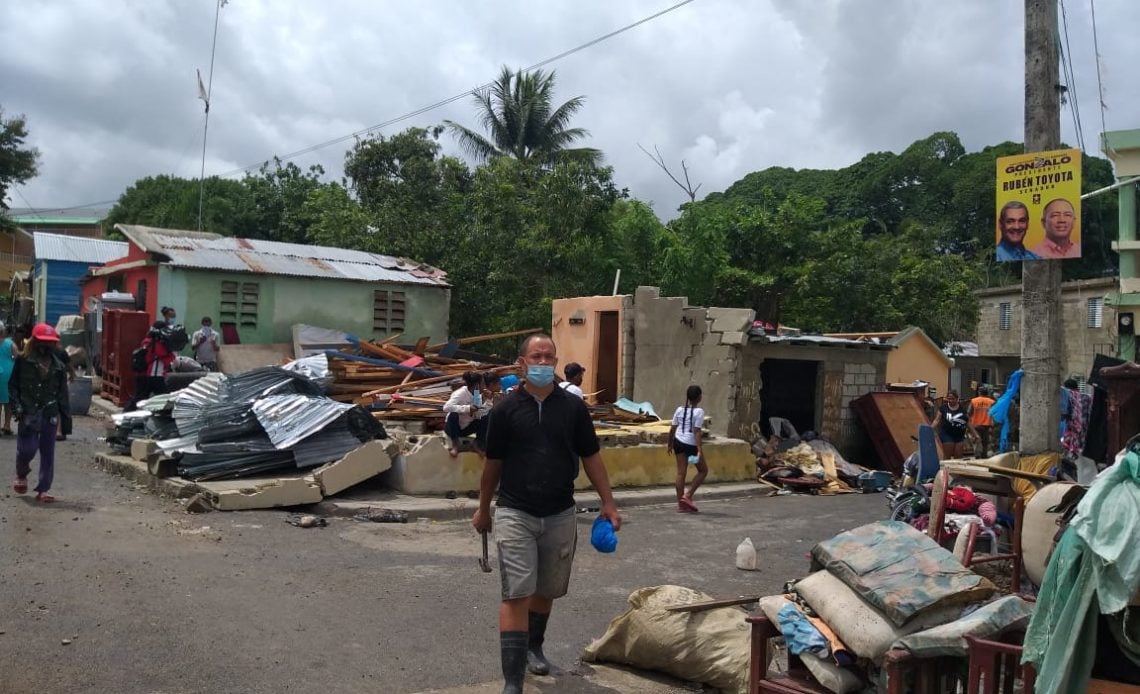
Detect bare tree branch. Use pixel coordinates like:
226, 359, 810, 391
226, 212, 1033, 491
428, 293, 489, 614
637, 143, 702, 203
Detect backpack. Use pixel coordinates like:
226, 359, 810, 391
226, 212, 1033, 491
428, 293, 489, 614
131, 346, 149, 373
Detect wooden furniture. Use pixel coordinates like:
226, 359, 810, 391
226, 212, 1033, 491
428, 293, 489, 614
965, 635, 1035, 694
747, 614, 841, 693
931, 467, 1026, 592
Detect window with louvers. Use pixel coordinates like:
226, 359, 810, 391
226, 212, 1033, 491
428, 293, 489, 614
373, 290, 406, 334
220, 280, 260, 328
999, 302, 1012, 331
1087, 297, 1103, 329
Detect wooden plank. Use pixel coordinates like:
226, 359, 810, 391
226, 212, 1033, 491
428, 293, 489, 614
414, 336, 430, 356
664, 595, 762, 613
425, 328, 543, 352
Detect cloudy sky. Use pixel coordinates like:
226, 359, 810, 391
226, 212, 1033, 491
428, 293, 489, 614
2, 0, 1137, 220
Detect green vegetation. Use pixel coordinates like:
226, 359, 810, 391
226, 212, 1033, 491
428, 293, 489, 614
0, 107, 40, 230
103, 75, 1119, 345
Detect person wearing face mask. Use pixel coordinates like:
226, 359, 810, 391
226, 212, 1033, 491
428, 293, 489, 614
160, 306, 177, 325
443, 371, 491, 457
191, 316, 221, 372
8, 323, 70, 502
473, 333, 621, 693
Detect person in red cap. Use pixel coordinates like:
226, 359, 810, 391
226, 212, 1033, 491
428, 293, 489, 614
8, 323, 70, 502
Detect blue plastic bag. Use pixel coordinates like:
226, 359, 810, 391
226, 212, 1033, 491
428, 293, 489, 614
687, 454, 700, 466
590, 516, 618, 553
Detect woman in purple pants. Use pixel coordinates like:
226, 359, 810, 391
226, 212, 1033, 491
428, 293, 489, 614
9, 323, 69, 503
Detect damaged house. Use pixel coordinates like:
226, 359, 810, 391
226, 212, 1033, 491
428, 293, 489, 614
81, 225, 451, 347
553, 287, 892, 458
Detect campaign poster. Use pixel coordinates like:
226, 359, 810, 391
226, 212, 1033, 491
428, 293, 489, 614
994, 148, 1081, 261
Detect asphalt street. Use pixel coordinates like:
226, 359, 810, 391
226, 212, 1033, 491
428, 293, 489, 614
1, 417, 887, 694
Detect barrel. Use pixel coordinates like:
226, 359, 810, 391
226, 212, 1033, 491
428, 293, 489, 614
68, 376, 93, 417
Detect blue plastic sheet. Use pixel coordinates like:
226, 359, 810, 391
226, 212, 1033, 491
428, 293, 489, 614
989, 369, 1023, 453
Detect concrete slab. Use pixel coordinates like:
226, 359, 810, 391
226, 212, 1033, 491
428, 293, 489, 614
92, 453, 197, 498
195, 475, 322, 511
719, 330, 748, 346
131, 438, 159, 462
708, 307, 755, 334
384, 431, 756, 495
312, 440, 392, 496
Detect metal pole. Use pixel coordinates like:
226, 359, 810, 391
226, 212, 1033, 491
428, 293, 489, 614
1019, 0, 1063, 455
197, 0, 223, 231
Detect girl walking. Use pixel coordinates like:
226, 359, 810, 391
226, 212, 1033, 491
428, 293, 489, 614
9, 323, 69, 502
668, 385, 708, 512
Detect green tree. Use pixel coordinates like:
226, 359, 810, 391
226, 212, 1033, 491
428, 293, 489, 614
444, 66, 601, 167
104, 175, 248, 234
237, 159, 327, 243
343, 126, 472, 260
0, 108, 40, 229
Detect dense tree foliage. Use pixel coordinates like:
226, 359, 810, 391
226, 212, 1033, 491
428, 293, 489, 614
106, 104, 1118, 347
0, 107, 40, 230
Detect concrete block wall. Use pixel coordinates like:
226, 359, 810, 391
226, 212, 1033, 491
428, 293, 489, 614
974, 278, 1117, 383
736, 342, 889, 458
630, 287, 754, 436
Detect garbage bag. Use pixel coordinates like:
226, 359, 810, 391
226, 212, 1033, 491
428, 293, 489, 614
582, 585, 752, 694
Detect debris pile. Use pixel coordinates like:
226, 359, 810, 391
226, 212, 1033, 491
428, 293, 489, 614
754, 424, 875, 495
108, 366, 385, 481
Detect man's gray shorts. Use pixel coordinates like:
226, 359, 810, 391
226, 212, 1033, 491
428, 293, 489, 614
494, 506, 577, 600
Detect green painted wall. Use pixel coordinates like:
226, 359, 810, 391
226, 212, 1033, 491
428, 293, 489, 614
161, 267, 450, 347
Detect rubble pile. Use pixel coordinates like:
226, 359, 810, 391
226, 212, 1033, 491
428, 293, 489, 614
107, 366, 385, 481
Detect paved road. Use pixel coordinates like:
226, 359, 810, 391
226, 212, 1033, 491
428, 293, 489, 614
1, 417, 887, 694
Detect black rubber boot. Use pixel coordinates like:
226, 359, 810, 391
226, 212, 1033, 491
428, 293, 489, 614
500, 630, 528, 694
527, 611, 556, 676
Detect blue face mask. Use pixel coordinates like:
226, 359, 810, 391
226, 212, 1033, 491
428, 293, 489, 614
526, 364, 556, 387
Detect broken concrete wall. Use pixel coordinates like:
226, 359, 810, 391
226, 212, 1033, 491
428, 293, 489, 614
630, 287, 753, 436
735, 342, 888, 458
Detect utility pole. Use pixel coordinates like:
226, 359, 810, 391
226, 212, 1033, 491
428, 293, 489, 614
1019, 0, 1063, 454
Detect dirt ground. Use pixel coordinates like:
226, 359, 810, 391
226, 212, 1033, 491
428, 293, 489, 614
1, 416, 888, 694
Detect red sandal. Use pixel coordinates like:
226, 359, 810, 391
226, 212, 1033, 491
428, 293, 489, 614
13, 478, 27, 494
35, 493, 55, 503
679, 496, 699, 513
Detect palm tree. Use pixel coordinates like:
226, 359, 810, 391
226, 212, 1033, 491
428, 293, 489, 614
445, 66, 601, 167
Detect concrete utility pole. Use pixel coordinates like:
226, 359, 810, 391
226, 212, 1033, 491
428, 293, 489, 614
1019, 0, 1063, 454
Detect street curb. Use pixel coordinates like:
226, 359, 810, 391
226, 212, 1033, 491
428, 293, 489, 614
313, 482, 769, 521
92, 453, 197, 499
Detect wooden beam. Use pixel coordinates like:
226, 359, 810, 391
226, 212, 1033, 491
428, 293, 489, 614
664, 596, 761, 613
425, 328, 542, 352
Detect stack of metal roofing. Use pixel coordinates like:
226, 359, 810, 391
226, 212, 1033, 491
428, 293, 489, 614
122, 366, 385, 482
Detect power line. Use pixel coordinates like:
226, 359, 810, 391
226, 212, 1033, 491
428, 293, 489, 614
1088, 0, 1109, 149
1058, 0, 1085, 151
218, 0, 699, 177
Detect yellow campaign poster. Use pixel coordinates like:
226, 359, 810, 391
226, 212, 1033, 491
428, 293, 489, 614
995, 148, 1081, 261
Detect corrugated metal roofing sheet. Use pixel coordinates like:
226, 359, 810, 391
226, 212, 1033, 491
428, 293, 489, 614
33, 232, 129, 264
116, 224, 449, 286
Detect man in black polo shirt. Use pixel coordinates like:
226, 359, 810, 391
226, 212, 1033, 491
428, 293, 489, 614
473, 333, 621, 693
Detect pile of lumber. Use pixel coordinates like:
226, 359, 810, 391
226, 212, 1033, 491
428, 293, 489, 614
324, 329, 539, 420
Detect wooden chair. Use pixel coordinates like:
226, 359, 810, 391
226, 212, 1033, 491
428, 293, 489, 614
929, 467, 1025, 592
747, 614, 833, 693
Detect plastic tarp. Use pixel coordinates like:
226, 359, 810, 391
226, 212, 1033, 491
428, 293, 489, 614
613, 398, 659, 420
1021, 451, 1140, 694
582, 585, 751, 694
893, 596, 1034, 658
811, 521, 995, 626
